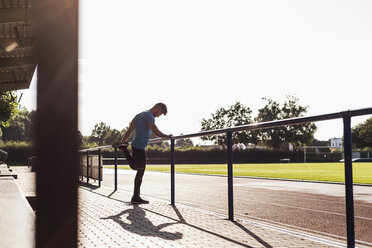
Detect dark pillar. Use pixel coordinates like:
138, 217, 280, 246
86, 151, 89, 184
35, 0, 79, 247
114, 147, 118, 191
343, 115, 355, 248
227, 131, 234, 221
171, 139, 175, 205
98, 149, 102, 187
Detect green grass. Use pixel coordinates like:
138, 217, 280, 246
106, 162, 372, 184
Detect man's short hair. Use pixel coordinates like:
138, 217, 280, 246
153, 102, 167, 115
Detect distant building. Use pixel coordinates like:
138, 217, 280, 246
200, 144, 224, 150
330, 138, 342, 149
284, 143, 294, 151
233, 143, 247, 150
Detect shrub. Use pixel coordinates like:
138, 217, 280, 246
0, 141, 33, 165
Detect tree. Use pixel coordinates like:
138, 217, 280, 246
352, 117, 372, 148
82, 135, 92, 147
86, 123, 129, 146
200, 102, 257, 146
352, 124, 363, 148
176, 135, 193, 149
104, 129, 122, 145
77, 130, 83, 147
147, 142, 170, 150
1, 107, 33, 142
255, 95, 317, 149
0, 91, 18, 127
89, 122, 111, 145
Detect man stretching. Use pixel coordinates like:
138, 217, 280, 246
114, 103, 172, 204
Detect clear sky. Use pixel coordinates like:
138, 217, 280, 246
20, 0, 372, 143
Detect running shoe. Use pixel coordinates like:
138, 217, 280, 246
131, 197, 149, 204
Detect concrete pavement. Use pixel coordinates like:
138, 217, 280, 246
101, 168, 372, 245
13, 166, 365, 247
78, 184, 343, 248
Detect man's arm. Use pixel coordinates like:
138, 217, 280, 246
148, 123, 172, 138
120, 120, 135, 143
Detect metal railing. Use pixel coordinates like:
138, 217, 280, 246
79, 107, 372, 248
79, 146, 109, 187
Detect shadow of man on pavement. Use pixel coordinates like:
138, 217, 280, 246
101, 204, 183, 240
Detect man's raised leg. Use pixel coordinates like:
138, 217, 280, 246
121, 147, 135, 170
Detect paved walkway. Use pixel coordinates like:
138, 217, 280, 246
101, 168, 372, 244
13, 167, 353, 248
78, 184, 348, 248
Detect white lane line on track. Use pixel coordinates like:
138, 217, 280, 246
233, 196, 372, 221
236, 188, 372, 208
241, 219, 347, 248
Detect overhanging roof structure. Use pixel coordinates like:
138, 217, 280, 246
0, 0, 36, 92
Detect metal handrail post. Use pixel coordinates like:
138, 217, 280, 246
98, 149, 101, 187
86, 151, 89, 184
114, 147, 118, 191
79, 152, 82, 182
227, 131, 234, 221
171, 139, 175, 205
343, 115, 355, 247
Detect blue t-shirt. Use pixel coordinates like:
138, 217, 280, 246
131, 110, 155, 150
